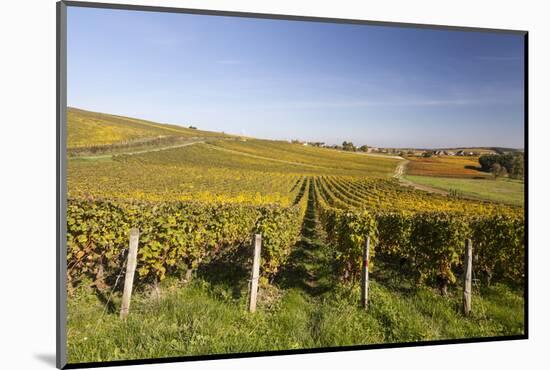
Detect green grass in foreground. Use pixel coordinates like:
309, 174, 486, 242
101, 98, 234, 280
405, 175, 524, 206
67, 278, 524, 364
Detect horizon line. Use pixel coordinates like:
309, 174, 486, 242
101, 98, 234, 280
67, 106, 524, 151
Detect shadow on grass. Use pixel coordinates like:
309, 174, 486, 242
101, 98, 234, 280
292, 177, 309, 206
197, 252, 250, 300
371, 257, 428, 297
94, 288, 118, 314
464, 164, 490, 175
277, 179, 333, 296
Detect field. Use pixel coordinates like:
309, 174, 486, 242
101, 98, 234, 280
402, 155, 524, 206
404, 176, 524, 206
66, 109, 525, 364
406, 156, 491, 178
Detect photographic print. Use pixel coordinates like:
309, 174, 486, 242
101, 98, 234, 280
59, 2, 526, 367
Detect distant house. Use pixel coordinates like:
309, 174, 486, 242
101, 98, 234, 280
447, 151, 455, 156
303, 142, 308, 146
435, 150, 444, 156
456, 150, 465, 156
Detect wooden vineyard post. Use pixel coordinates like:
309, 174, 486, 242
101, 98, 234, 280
463, 238, 473, 315
120, 228, 140, 320
248, 234, 262, 313
361, 236, 370, 310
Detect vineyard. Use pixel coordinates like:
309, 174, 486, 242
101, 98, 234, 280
67, 174, 523, 291
310, 176, 523, 289
67, 107, 231, 154
66, 108, 525, 363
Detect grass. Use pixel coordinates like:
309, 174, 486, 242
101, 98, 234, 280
404, 175, 524, 206
67, 278, 524, 364
406, 156, 490, 178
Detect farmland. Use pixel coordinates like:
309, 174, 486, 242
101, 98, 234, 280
404, 176, 524, 206
406, 156, 490, 178
66, 108, 525, 364
401, 154, 524, 205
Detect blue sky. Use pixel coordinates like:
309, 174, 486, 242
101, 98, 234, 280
67, 7, 525, 148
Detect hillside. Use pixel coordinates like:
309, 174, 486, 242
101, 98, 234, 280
67, 108, 524, 207
67, 107, 232, 151
67, 107, 404, 205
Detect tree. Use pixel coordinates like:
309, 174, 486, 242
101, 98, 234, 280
510, 153, 524, 179
479, 154, 496, 172
491, 163, 507, 179
422, 151, 434, 158
189, 125, 197, 130
491, 163, 501, 177
342, 141, 356, 152
480, 152, 523, 179
359, 145, 369, 152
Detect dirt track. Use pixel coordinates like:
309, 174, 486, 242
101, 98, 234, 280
72, 140, 205, 160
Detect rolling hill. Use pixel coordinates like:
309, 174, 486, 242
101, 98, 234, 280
67, 107, 232, 151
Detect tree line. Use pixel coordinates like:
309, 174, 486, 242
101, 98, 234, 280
478, 152, 524, 179
291, 139, 370, 152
